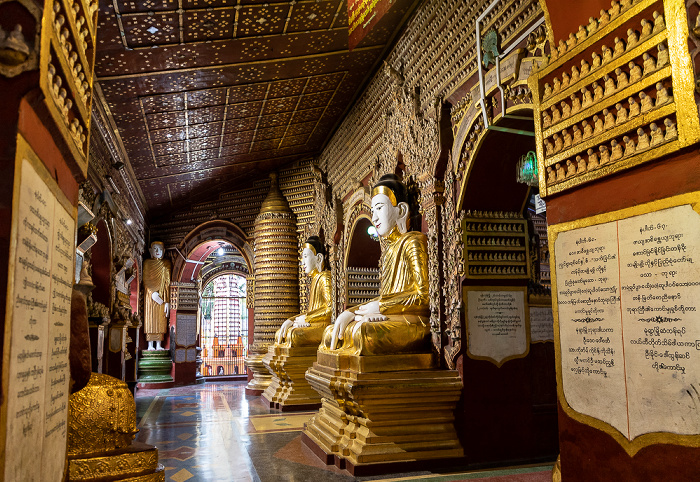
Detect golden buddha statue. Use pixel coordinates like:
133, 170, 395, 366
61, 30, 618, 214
319, 173, 430, 357
275, 236, 332, 347
143, 241, 171, 351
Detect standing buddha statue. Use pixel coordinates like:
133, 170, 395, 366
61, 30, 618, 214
142, 241, 171, 351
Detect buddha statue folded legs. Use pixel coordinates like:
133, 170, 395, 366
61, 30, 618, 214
303, 174, 463, 473
262, 236, 333, 410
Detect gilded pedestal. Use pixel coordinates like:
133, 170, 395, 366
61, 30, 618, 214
262, 345, 322, 410
303, 352, 464, 474
67, 373, 164, 481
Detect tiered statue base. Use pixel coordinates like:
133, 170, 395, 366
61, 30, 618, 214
261, 345, 322, 411
67, 441, 165, 481
302, 351, 464, 476
245, 351, 271, 395
137, 350, 173, 388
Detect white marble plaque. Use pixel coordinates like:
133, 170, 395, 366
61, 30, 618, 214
530, 306, 554, 342
467, 289, 528, 365
556, 204, 700, 441
3, 154, 74, 481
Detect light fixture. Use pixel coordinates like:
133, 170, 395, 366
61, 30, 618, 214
125, 218, 133, 225
217, 247, 224, 256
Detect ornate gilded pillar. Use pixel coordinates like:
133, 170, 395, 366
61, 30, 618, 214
245, 173, 298, 394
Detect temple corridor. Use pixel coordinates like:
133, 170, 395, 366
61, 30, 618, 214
134, 382, 554, 482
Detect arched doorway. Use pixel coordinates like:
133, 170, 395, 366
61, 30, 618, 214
344, 215, 381, 309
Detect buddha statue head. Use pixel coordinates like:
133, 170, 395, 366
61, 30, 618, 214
149, 241, 164, 259
371, 173, 410, 237
302, 235, 327, 274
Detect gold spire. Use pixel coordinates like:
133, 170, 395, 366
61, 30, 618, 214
259, 172, 292, 214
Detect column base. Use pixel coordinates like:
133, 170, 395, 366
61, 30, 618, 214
303, 351, 464, 473
245, 351, 271, 394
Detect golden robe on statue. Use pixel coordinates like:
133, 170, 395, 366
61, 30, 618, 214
321, 227, 431, 356
143, 257, 171, 342
276, 269, 332, 347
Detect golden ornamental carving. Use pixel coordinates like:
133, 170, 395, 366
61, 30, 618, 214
67, 373, 138, 457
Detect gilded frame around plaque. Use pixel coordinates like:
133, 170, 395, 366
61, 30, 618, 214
548, 190, 700, 456
529, 0, 700, 198
464, 285, 531, 367
0, 133, 77, 479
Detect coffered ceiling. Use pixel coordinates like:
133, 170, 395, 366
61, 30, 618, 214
94, 0, 417, 215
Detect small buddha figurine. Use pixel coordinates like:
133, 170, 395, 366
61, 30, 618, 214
551, 105, 561, 124
561, 101, 571, 119
623, 135, 636, 156
620, 0, 632, 10
592, 82, 603, 102
609, 1, 621, 17
566, 159, 576, 177
593, 115, 604, 134
577, 24, 588, 41
546, 166, 556, 184
556, 163, 566, 181
599, 9, 611, 25
321, 174, 430, 355
545, 139, 554, 157
592, 51, 602, 69
627, 28, 638, 47
637, 127, 650, 149
628, 96, 640, 117
274, 236, 332, 347
558, 39, 568, 56
576, 155, 587, 173
581, 87, 593, 107
571, 65, 580, 82
571, 94, 581, 113
616, 68, 629, 89
553, 77, 562, 93
664, 118, 677, 140
567, 32, 578, 49
542, 111, 552, 129
543, 83, 553, 98
580, 59, 591, 76
587, 148, 600, 169
610, 140, 623, 160
641, 19, 653, 38
572, 125, 583, 144
650, 122, 664, 146
603, 108, 616, 129
629, 61, 642, 82
603, 74, 616, 96
588, 17, 598, 34
643, 53, 656, 76
562, 128, 573, 148
652, 11, 664, 33
656, 82, 671, 105
615, 103, 627, 124
602, 45, 613, 64
561, 72, 571, 88
599, 145, 611, 164
657, 43, 669, 68
553, 133, 563, 153
613, 37, 625, 57
640, 91, 654, 113
582, 120, 593, 138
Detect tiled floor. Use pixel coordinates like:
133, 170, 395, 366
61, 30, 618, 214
134, 381, 553, 482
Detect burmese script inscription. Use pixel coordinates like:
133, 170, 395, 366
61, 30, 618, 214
530, 307, 555, 342
3, 157, 74, 481
556, 204, 700, 441
467, 289, 528, 365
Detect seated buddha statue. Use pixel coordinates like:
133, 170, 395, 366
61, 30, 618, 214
319, 173, 430, 356
274, 235, 332, 347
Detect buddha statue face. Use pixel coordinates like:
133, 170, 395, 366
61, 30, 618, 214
301, 247, 323, 275
371, 193, 409, 237
150, 242, 164, 259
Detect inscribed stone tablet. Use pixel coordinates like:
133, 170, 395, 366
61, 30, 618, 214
530, 306, 554, 342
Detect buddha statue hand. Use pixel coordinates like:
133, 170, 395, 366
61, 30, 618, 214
293, 314, 310, 328
151, 291, 164, 304
353, 300, 386, 322
277, 318, 294, 343
330, 310, 355, 350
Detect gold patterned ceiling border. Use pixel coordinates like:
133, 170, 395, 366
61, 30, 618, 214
528, 0, 700, 198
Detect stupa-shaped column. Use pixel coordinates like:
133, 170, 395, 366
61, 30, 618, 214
245, 173, 299, 394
